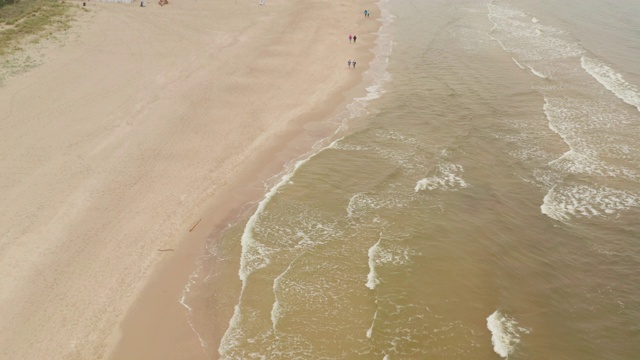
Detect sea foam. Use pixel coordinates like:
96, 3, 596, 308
219, 158, 309, 358
415, 163, 468, 192
488, 0, 584, 80
541, 184, 640, 221
528, 66, 547, 79
366, 238, 383, 290
270, 259, 296, 331
238, 160, 303, 287
366, 308, 378, 338
486, 310, 528, 359
220, 0, 396, 355
581, 56, 640, 112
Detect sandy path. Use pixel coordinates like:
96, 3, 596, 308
0, 0, 378, 358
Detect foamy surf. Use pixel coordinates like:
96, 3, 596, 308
366, 237, 383, 290
528, 66, 547, 79
366, 308, 378, 338
488, 0, 584, 75
218, 2, 397, 356
581, 56, 640, 112
238, 160, 302, 288
415, 163, 468, 192
548, 150, 640, 180
270, 260, 294, 331
541, 184, 640, 221
219, 156, 313, 358
486, 310, 528, 359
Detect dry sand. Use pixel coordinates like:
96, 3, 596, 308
0, 0, 380, 359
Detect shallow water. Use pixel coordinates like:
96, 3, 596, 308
184, 0, 640, 358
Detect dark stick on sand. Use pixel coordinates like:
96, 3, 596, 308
189, 219, 202, 232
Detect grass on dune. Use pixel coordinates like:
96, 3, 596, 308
0, 0, 73, 55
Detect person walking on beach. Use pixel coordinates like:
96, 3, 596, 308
353, 35, 357, 43
364, 9, 367, 17
352, 60, 356, 68
348, 59, 352, 69
349, 34, 353, 43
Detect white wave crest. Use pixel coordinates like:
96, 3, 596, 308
488, 2, 583, 63
238, 160, 304, 287
581, 56, 640, 112
366, 238, 383, 290
366, 308, 378, 338
541, 184, 640, 221
528, 66, 547, 78
487, 310, 528, 358
415, 163, 468, 192
270, 259, 296, 331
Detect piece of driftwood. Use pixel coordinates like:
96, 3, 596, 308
158, 248, 175, 252
189, 219, 202, 232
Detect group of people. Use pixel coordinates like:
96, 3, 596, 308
347, 9, 371, 69
347, 34, 357, 69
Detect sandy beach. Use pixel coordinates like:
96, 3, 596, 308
0, 0, 379, 359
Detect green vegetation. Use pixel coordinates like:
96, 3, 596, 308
0, 0, 73, 55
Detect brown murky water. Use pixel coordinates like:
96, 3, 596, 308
183, 0, 640, 358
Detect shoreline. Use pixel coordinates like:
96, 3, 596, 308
109, 2, 384, 358
0, 0, 383, 359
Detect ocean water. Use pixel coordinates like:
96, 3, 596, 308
183, 0, 640, 358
